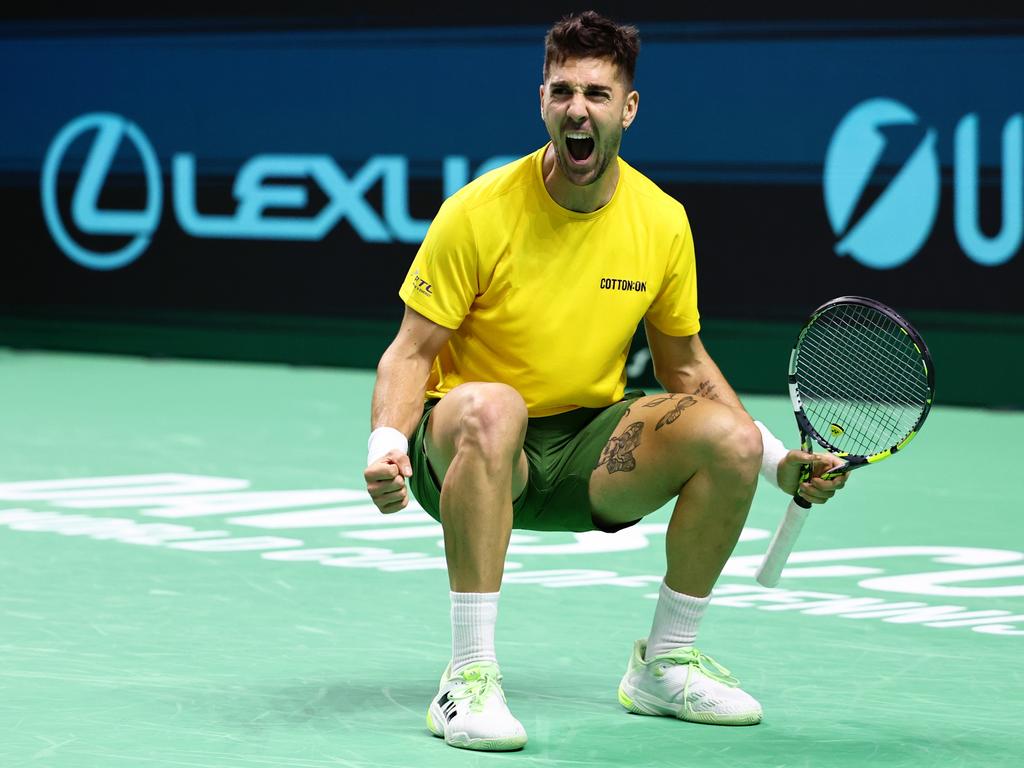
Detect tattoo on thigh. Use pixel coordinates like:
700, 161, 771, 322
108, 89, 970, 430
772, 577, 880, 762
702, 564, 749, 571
654, 395, 698, 431
642, 395, 675, 408
597, 421, 643, 474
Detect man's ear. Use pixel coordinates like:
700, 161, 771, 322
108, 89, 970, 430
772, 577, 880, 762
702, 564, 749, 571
622, 89, 639, 129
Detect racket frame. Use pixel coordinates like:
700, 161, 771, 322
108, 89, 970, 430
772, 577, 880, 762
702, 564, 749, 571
756, 295, 935, 587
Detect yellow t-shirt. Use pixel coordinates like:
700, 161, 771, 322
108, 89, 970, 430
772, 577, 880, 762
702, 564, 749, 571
398, 145, 700, 417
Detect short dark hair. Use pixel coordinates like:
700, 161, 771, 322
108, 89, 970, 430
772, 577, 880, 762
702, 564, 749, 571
543, 10, 640, 88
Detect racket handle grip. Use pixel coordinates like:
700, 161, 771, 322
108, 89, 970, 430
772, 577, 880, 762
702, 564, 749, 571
755, 496, 812, 588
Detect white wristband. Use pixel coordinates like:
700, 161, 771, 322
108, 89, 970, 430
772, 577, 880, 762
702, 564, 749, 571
367, 427, 409, 467
754, 420, 788, 489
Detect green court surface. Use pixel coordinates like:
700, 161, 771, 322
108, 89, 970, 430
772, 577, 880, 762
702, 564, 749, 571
2, 349, 1021, 768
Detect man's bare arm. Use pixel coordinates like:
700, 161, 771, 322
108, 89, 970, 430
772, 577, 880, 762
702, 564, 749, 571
364, 307, 453, 514
372, 306, 454, 437
643, 319, 745, 410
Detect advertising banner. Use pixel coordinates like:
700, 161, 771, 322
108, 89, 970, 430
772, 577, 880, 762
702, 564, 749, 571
3, 22, 1022, 323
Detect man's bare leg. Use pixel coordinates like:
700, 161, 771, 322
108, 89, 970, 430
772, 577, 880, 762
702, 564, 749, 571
590, 394, 760, 586
589, 394, 764, 725
421, 382, 530, 751
424, 382, 529, 592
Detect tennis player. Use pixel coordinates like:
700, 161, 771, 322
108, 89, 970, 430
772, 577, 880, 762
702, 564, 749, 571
363, 10, 848, 751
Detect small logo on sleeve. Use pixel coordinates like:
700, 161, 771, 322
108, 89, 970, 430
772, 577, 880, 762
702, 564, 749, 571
600, 277, 647, 293
410, 269, 433, 297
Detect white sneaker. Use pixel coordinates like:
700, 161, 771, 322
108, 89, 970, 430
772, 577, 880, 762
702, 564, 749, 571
618, 640, 763, 725
426, 661, 527, 751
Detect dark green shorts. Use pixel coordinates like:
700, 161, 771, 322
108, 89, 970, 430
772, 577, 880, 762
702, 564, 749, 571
408, 391, 645, 532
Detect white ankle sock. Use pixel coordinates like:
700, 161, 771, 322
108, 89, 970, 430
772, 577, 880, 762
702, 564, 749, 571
450, 591, 500, 672
645, 581, 712, 660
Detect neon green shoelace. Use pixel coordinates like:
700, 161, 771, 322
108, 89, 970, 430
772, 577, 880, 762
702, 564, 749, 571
452, 665, 503, 713
654, 647, 740, 688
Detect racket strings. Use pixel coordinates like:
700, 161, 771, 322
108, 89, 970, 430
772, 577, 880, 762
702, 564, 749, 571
798, 311, 927, 452
799, 328, 925, 449
799, 334, 925, 415
795, 303, 930, 456
801, 307, 926, 398
799, 364, 918, 454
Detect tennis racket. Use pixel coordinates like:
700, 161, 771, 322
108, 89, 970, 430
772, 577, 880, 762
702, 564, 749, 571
755, 296, 935, 588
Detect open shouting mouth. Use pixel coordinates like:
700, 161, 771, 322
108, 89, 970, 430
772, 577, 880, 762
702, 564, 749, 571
565, 131, 595, 164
